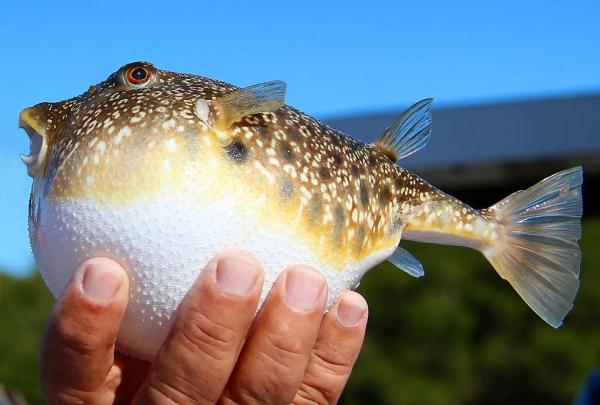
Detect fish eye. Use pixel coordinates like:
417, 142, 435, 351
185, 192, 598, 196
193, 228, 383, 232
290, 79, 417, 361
126, 66, 152, 86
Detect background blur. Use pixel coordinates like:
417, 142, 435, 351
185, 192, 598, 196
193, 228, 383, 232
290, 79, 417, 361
1, 1, 599, 403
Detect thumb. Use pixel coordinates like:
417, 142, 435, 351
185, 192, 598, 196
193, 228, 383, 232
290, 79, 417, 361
41, 257, 129, 404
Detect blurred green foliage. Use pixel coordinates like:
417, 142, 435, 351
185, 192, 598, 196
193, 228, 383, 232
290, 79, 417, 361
0, 271, 53, 404
343, 218, 600, 404
0, 219, 598, 404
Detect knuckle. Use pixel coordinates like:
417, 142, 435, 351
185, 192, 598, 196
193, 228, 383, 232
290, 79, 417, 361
221, 334, 309, 404
263, 333, 307, 368
46, 289, 117, 358
147, 370, 215, 404
290, 349, 355, 404
294, 384, 331, 405
220, 389, 262, 405
175, 307, 239, 361
223, 383, 294, 405
50, 314, 110, 357
310, 348, 354, 378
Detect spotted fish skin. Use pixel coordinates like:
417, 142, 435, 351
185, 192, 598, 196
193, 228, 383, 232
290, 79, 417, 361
20, 62, 583, 359
23, 62, 463, 266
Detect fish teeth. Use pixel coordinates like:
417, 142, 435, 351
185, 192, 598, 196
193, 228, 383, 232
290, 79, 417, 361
20, 154, 36, 165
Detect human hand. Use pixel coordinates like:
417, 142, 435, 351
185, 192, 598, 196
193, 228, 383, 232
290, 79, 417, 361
40, 251, 368, 404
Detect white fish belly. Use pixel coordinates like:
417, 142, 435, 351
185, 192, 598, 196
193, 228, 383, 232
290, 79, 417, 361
32, 193, 393, 360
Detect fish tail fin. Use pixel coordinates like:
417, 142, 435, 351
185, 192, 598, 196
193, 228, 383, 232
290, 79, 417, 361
482, 167, 583, 328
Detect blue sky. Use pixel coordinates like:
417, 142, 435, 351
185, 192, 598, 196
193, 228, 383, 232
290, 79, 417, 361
1, 0, 599, 275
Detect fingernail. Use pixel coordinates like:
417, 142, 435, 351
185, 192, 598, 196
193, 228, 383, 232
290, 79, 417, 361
285, 267, 325, 311
337, 292, 367, 327
216, 256, 260, 296
82, 260, 124, 303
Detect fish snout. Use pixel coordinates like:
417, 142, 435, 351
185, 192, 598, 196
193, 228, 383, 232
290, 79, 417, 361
19, 103, 52, 178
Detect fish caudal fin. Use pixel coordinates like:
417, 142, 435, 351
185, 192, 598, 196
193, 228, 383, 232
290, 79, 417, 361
482, 167, 583, 328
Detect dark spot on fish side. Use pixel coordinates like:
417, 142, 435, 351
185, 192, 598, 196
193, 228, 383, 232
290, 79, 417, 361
225, 141, 248, 163
279, 142, 294, 162
359, 182, 369, 206
332, 154, 343, 165
319, 166, 331, 180
351, 164, 360, 177
379, 186, 392, 204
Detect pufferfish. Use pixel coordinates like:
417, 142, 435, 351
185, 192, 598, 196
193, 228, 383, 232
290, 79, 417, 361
19, 61, 583, 360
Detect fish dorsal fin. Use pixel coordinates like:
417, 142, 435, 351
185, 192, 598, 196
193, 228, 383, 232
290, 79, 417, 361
372, 98, 433, 162
210, 81, 287, 130
389, 245, 424, 278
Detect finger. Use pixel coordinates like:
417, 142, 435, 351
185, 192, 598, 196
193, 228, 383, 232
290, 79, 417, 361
41, 258, 129, 404
221, 266, 328, 404
294, 291, 368, 404
111, 354, 150, 404
133, 251, 264, 404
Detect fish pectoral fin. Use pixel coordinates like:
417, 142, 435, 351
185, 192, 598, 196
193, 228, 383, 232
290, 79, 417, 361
211, 80, 287, 130
388, 245, 424, 278
371, 98, 433, 162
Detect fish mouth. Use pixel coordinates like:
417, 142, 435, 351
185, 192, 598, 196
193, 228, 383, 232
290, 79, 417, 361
19, 107, 49, 178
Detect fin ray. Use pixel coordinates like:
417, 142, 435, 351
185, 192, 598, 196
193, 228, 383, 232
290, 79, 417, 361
372, 98, 433, 161
389, 246, 424, 277
483, 167, 583, 328
213, 80, 287, 130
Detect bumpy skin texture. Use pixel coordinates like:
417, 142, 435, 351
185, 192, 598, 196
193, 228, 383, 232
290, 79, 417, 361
24, 62, 490, 359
